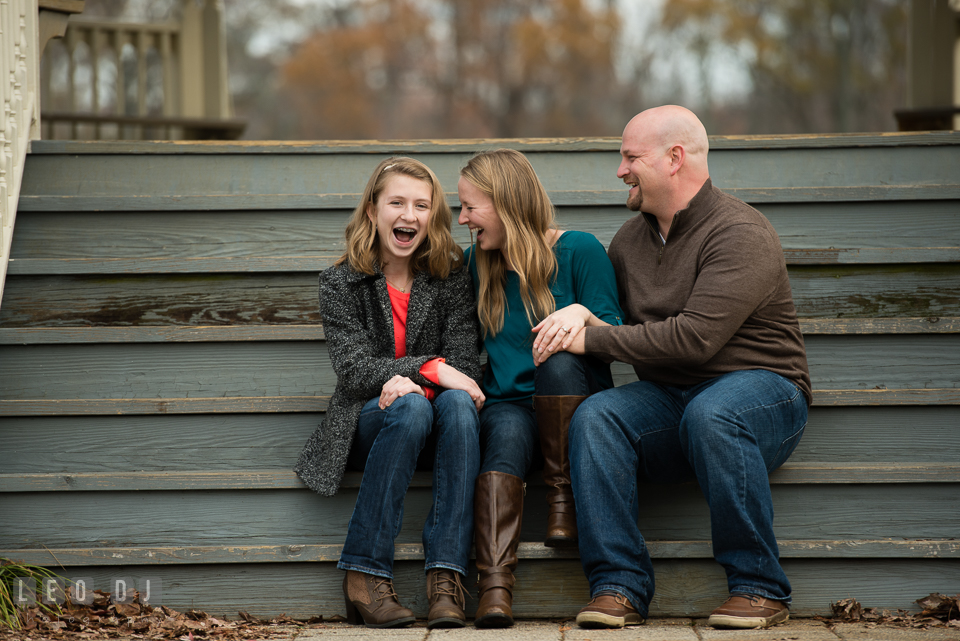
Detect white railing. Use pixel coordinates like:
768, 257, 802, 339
1, 0, 41, 309
40, 0, 240, 141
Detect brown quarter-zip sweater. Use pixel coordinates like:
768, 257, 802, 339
585, 179, 812, 405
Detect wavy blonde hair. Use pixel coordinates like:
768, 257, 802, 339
460, 149, 558, 336
337, 157, 462, 278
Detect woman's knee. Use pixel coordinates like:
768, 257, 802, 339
534, 351, 588, 395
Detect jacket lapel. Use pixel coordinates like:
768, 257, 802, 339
404, 271, 436, 351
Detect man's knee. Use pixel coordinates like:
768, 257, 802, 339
569, 393, 616, 452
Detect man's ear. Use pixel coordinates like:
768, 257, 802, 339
668, 145, 686, 176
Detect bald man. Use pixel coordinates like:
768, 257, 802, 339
554, 106, 811, 629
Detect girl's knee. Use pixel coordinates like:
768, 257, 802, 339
388, 393, 434, 432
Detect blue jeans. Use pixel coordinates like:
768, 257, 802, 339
569, 369, 808, 617
479, 352, 610, 476
338, 390, 481, 578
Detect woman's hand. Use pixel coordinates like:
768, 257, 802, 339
436, 362, 486, 411
532, 304, 592, 365
379, 375, 426, 409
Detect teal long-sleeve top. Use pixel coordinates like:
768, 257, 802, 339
466, 230, 623, 405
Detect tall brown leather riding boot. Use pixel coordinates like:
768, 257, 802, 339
473, 471, 524, 629
535, 395, 587, 547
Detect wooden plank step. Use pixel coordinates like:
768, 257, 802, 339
16, 185, 960, 213
6, 483, 955, 548
8, 246, 959, 274
5, 539, 960, 567
0, 318, 956, 345
3, 463, 960, 493
0, 389, 958, 417
0, 557, 950, 617
24, 132, 960, 155
3, 267, 956, 327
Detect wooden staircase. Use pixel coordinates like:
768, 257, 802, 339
1, 135, 958, 618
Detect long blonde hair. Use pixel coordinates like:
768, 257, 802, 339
337, 157, 462, 278
460, 149, 558, 336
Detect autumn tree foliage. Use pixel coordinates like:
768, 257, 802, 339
661, 0, 908, 133
280, 0, 642, 139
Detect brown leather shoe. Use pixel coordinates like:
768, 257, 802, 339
576, 592, 644, 628
342, 571, 415, 628
473, 471, 524, 628
708, 594, 789, 629
534, 395, 587, 547
426, 569, 466, 629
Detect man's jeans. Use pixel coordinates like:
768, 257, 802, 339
338, 390, 480, 578
479, 352, 609, 476
570, 369, 808, 617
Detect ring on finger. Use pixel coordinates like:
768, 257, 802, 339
560, 327, 569, 332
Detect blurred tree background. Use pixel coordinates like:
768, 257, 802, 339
81, 0, 909, 138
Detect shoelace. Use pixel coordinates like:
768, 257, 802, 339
434, 572, 466, 606
372, 577, 400, 604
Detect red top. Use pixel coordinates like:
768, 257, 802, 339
388, 283, 443, 400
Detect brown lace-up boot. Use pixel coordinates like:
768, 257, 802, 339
342, 570, 415, 628
426, 568, 467, 628
535, 395, 587, 547
473, 471, 524, 628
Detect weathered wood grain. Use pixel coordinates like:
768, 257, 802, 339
0, 317, 955, 345
0, 343, 336, 400
0, 325, 327, 344
17, 186, 960, 213
9, 210, 353, 260
24, 132, 960, 156
0, 274, 323, 327
21, 137, 960, 203
0, 397, 330, 416
0, 414, 322, 472
6, 539, 959, 569
11, 201, 959, 262
3, 483, 956, 548
1, 406, 955, 473
1, 391, 957, 417
9, 247, 959, 274
0, 335, 956, 405
3, 462, 958, 492
3, 265, 959, 328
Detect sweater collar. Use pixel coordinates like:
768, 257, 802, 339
642, 178, 716, 240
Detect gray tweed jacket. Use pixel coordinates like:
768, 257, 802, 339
294, 262, 482, 496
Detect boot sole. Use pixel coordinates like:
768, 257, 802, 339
363, 615, 416, 629
474, 612, 514, 628
708, 610, 789, 629
544, 535, 578, 548
427, 616, 466, 629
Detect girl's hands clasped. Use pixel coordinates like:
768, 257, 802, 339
532, 303, 592, 365
379, 375, 426, 409
436, 362, 486, 411
378, 364, 485, 411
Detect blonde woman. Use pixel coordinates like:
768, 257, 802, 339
296, 157, 483, 629
457, 149, 622, 627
